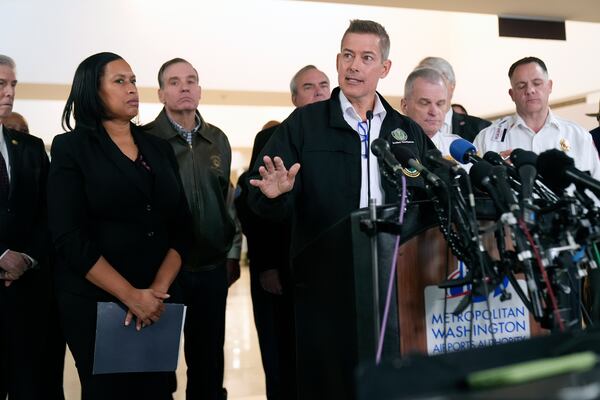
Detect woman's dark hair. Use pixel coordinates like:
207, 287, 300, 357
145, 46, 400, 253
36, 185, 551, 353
61, 52, 123, 131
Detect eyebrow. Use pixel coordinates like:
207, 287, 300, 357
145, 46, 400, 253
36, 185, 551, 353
168, 75, 197, 80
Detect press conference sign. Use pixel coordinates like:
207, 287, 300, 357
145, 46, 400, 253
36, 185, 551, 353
424, 279, 531, 355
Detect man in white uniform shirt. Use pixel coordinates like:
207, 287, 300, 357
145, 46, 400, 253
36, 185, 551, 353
401, 67, 461, 156
474, 56, 600, 180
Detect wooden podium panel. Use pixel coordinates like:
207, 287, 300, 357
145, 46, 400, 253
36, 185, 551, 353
396, 225, 547, 355
397, 227, 452, 354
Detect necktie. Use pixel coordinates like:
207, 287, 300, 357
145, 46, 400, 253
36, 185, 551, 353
0, 150, 9, 201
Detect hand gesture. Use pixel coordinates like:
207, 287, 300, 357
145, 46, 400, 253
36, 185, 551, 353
249, 156, 300, 199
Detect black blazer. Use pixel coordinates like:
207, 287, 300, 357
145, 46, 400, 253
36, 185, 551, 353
452, 111, 492, 143
0, 127, 50, 272
47, 124, 191, 300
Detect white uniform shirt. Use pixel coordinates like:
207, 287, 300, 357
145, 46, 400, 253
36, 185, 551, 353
430, 118, 462, 158
339, 91, 386, 208
473, 110, 600, 180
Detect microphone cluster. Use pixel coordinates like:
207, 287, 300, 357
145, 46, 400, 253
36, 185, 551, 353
372, 138, 600, 331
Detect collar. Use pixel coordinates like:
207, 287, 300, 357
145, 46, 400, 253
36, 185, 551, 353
339, 90, 386, 122
166, 112, 202, 135
514, 109, 559, 131
444, 108, 453, 129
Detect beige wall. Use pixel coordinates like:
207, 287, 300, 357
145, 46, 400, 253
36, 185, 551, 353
4, 0, 600, 172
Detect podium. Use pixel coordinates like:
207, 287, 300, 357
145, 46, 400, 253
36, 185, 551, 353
292, 201, 439, 400
292, 200, 543, 399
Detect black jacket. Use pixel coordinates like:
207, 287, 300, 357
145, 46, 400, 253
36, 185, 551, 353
452, 111, 491, 142
248, 87, 434, 258
47, 124, 191, 299
0, 127, 50, 274
236, 124, 291, 274
145, 109, 236, 270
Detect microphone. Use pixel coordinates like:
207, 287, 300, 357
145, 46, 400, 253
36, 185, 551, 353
424, 148, 464, 174
510, 149, 538, 206
469, 159, 508, 213
491, 165, 519, 213
371, 138, 403, 176
450, 138, 483, 165
537, 149, 600, 196
393, 146, 444, 187
483, 151, 520, 180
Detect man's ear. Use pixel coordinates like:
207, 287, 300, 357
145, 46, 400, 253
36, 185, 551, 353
380, 59, 392, 79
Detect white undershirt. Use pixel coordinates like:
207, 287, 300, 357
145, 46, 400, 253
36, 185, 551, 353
339, 91, 387, 208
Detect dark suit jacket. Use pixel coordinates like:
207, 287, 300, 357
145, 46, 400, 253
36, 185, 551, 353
236, 124, 291, 275
47, 124, 191, 300
0, 127, 50, 271
452, 111, 492, 142
0, 128, 56, 400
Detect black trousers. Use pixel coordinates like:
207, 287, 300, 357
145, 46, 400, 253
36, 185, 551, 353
250, 267, 297, 400
179, 266, 228, 400
0, 270, 65, 400
57, 291, 174, 400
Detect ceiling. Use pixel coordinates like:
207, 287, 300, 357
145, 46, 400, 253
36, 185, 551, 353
304, 0, 600, 23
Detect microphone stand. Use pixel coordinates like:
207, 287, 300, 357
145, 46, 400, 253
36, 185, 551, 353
364, 110, 381, 345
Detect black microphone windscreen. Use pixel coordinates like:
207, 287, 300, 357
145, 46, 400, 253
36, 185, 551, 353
366, 110, 374, 120
371, 138, 389, 158
483, 151, 505, 166
536, 149, 574, 192
469, 159, 494, 190
510, 148, 537, 168
392, 145, 417, 166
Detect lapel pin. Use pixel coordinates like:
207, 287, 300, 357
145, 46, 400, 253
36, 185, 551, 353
11, 139, 18, 145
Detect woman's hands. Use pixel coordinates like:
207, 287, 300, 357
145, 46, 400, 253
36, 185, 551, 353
123, 288, 170, 331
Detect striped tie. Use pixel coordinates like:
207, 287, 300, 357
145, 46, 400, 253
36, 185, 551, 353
0, 151, 9, 201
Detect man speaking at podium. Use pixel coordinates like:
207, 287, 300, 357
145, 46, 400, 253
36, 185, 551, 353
248, 19, 433, 399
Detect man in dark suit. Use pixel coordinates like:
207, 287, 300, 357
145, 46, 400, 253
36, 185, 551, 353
236, 65, 330, 400
0, 54, 63, 399
586, 100, 600, 155
417, 57, 491, 142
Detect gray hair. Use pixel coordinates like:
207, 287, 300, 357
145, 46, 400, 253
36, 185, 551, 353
417, 57, 455, 86
289, 65, 318, 96
404, 67, 446, 99
0, 54, 16, 69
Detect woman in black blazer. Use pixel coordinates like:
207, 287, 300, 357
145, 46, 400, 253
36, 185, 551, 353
47, 52, 191, 399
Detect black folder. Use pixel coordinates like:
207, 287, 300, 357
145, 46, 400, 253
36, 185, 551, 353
93, 302, 186, 375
